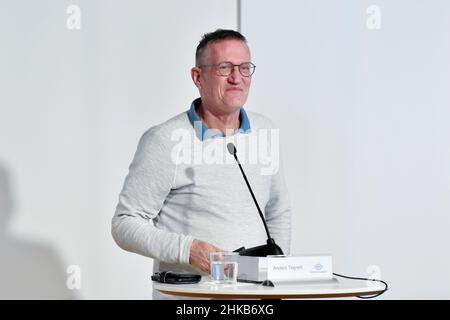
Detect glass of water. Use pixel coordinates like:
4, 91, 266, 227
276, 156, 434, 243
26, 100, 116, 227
209, 252, 239, 284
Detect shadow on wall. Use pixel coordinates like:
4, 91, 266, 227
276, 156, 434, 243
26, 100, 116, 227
0, 161, 75, 299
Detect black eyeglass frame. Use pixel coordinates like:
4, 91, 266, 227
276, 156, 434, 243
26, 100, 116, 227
198, 61, 256, 77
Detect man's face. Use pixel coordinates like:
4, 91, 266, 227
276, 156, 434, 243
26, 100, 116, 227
193, 39, 252, 115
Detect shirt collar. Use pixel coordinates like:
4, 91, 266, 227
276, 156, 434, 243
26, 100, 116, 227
187, 98, 251, 141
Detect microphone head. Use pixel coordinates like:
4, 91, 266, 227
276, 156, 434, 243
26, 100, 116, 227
227, 143, 236, 155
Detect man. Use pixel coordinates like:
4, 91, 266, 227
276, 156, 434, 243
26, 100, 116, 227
112, 29, 291, 299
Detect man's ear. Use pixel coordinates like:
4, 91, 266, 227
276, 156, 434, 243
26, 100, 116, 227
191, 67, 202, 90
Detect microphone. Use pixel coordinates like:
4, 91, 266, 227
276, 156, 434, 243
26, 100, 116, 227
227, 143, 284, 257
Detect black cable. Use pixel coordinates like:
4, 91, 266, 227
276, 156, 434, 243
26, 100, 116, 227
333, 272, 389, 299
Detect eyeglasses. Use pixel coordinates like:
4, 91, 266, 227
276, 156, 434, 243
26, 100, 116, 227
199, 61, 256, 77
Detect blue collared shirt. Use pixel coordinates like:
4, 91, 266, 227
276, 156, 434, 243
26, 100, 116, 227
187, 98, 251, 141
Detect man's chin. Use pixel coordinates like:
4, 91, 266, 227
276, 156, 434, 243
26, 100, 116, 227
224, 97, 247, 110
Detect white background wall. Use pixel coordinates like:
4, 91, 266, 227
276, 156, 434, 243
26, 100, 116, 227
0, 0, 236, 299
1, 0, 449, 299
242, 0, 450, 299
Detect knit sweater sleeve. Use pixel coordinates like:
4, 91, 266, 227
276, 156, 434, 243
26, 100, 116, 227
111, 128, 194, 265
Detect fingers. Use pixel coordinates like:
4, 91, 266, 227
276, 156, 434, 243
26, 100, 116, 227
189, 239, 225, 273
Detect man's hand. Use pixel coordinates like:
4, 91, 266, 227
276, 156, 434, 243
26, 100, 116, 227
189, 239, 224, 273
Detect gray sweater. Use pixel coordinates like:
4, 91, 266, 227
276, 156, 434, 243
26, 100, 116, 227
112, 108, 292, 285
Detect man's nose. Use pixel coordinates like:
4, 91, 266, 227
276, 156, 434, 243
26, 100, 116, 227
227, 66, 242, 83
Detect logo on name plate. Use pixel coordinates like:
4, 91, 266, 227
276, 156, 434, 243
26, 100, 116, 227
314, 262, 323, 271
